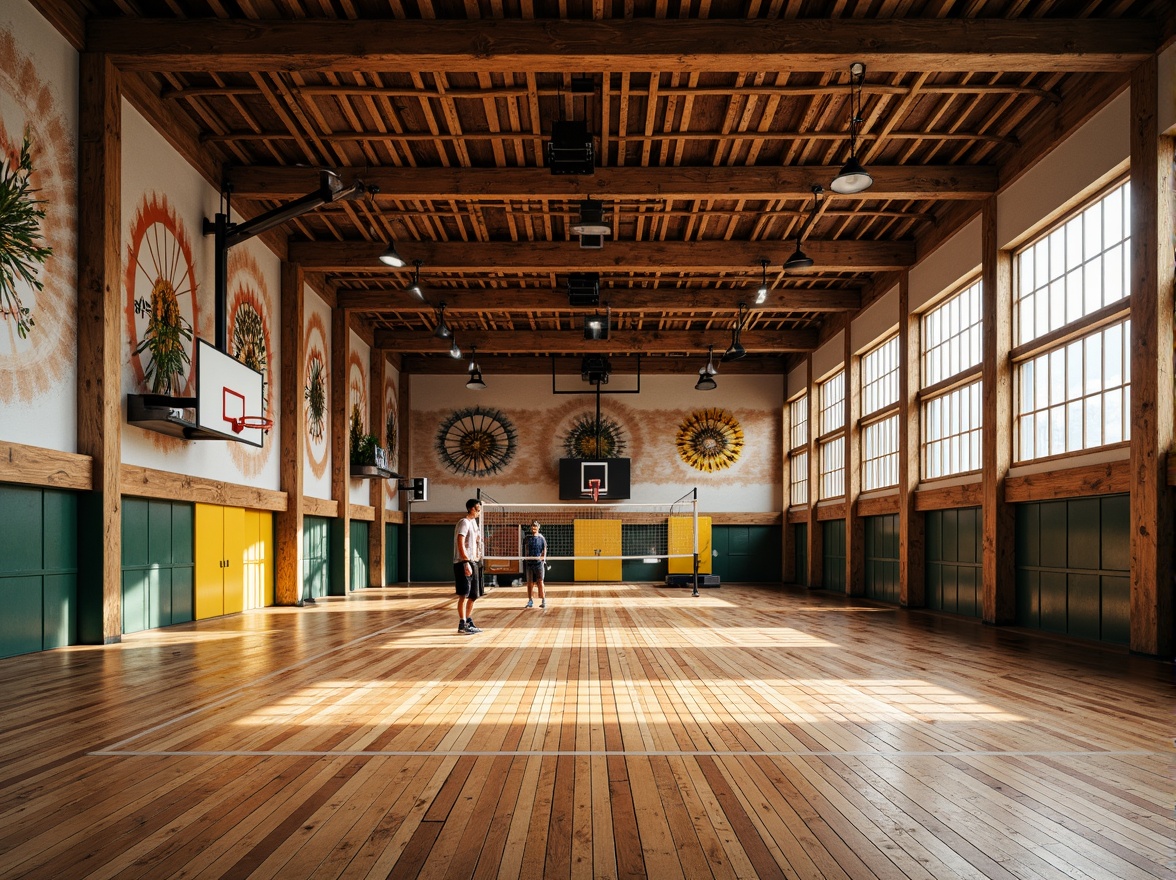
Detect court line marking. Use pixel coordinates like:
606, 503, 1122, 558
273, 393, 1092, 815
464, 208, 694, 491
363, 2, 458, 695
89, 749, 1164, 758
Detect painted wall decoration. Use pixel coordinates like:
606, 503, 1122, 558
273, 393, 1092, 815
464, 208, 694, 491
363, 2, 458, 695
124, 193, 197, 396
383, 372, 399, 505
226, 249, 274, 477
675, 407, 745, 472
436, 406, 518, 477
348, 349, 368, 433
0, 23, 76, 406
304, 312, 329, 479
561, 412, 628, 459
0, 133, 50, 338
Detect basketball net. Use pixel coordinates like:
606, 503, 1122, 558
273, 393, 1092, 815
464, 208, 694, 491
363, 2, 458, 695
588, 478, 600, 503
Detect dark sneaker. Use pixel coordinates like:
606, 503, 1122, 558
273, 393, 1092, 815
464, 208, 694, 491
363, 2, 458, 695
466, 618, 483, 633
525, 599, 533, 608
458, 622, 472, 635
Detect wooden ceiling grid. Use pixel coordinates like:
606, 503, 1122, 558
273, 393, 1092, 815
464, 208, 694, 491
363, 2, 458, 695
61, 0, 1168, 363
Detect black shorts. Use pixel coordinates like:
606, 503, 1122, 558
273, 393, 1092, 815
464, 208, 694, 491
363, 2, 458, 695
525, 562, 544, 580
454, 561, 482, 599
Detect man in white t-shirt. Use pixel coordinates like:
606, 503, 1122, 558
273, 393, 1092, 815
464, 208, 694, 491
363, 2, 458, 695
453, 498, 484, 634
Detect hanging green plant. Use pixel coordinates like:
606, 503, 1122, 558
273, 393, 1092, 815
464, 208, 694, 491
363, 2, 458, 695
0, 131, 53, 339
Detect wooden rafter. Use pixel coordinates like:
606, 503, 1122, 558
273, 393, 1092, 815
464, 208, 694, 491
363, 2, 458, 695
372, 328, 818, 354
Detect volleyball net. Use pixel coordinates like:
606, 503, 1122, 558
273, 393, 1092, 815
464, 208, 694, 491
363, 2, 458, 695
478, 489, 699, 571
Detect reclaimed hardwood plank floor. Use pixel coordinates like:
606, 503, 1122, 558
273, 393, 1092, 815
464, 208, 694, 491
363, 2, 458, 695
0, 582, 1171, 880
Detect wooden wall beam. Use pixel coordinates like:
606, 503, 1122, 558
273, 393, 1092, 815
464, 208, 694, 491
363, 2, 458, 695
276, 263, 305, 605
898, 274, 925, 607
1128, 58, 1175, 658
915, 482, 982, 512
331, 307, 351, 594
0, 442, 92, 491
1005, 459, 1131, 503
981, 197, 1015, 625
121, 465, 287, 511
858, 494, 900, 517
305, 496, 338, 518
76, 53, 122, 646
375, 329, 817, 356
88, 18, 1155, 74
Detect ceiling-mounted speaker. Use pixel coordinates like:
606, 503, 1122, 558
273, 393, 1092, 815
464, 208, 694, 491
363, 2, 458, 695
567, 272, 600, 306
545, 120, 595, 175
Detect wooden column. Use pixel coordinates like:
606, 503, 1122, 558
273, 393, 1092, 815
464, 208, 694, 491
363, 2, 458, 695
331, 306, 351, 593
76, 53, 122, 645
781, 401, 795, 584
981, 196, 1015, 624
844, 332, 864, 596
806, 359, 823, 588
398, 370, 411, 584
275, 262, 305, 605
1128, 58, 1175, 658
898, 274, 926, 607
369, 350, 387, 587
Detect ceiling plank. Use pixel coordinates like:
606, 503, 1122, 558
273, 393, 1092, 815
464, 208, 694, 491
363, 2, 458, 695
373, 328, 818, 354
87, 19, 1156, 74
225, 164, 997, 201
288, 239, 915, 272
401, 354, 788, 375
338, 287, 861, 312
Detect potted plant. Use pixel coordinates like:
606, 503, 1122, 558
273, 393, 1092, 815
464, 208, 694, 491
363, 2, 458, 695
349, 404, 391, 477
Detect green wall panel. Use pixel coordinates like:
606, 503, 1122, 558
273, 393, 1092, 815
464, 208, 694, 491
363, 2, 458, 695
865, 515, 900, 604
410, 525, 459, 583
793, 523, 808, 586
1, 486, 43, 572
713, 525, 780, 583
822, 520, 846, 591
121, 498, 194, 633
385, 523, 401, 584
350, 521, 370, 591
43, 491, 77, 572
925, 508, 982, 618
42, 573, 76, 650
122, 569, 148, 635
1015, 494, 1130, 646
0, 575, 44, 657
303, 516, 331, 599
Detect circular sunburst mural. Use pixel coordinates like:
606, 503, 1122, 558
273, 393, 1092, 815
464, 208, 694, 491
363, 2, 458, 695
436, 406, 518, 477
676, 407, 745, 473
227, 250, 273, 476
562, 412, 627, 459
304, 313, 329, 479
383, 376, 399, 504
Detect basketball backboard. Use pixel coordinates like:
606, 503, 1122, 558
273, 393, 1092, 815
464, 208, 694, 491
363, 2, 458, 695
196, 339, 266, 446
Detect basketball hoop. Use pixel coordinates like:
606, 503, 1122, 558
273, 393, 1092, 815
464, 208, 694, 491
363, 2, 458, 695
228, 415, 274, 434
588, 478, 600, 503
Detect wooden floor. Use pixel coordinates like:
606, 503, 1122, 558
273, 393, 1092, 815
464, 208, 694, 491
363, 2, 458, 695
0, 583, 1171, 880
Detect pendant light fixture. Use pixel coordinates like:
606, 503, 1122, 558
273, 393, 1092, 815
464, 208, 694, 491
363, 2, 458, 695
433, 302, 452, 339
379, 239, 407, 267
407, 259, 425, 299
449, 333, 462, 359
784, 185, 823, 272
755, 258, 770, 305
466, 346, 486, 389
722, 302, 748, 362
695, 345, 718, 391
830, 62, 873, 195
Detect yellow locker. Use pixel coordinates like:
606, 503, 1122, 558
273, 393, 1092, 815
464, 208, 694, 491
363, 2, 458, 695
574, 519, 622, 582
222, 506, 246, 614
240, 510, 274, 610
195, 504, 224, 619
667, 516, 712, 574
260, 511, 274, 607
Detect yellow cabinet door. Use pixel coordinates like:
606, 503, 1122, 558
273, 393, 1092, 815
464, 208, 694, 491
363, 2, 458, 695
221, 506, 246, 615
260, 511, 274, 607
667, 516, 712, 574
194, 504, 225, 620
574, 519, 622, 582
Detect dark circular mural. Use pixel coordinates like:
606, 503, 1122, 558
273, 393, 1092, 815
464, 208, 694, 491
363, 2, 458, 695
562, 413, 627, 459
436, 406, 518, 477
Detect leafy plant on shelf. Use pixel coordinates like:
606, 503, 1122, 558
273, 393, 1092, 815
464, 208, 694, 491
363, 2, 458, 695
349, 403, 381, 467
0, 132, 53, 339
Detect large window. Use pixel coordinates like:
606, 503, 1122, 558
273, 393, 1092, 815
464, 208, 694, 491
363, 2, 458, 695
920, 280, 983, 479
788, 394, 809, 507
1013, 181, 1131, 462
819, 371, 846, 499
861, 335, 899, 491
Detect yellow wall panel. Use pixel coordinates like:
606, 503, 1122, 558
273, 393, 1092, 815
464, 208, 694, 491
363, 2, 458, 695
241, 509, 263, 611
668, 516, 712, 574
222, 506, 246, 615
574, 519, 621, 582
194, 504, 224, 620
260, 512, 274, 606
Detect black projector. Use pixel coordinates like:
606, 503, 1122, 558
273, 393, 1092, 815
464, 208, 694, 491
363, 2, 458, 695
581, 355, 611, 385
545, 120, 595, 175
567, 272, 600, 306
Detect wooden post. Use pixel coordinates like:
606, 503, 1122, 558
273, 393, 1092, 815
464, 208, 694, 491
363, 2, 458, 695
898, 274, 926, 607
76, 53, 122, 644
981, 196, 1015, 624
331, 305, 351, 593
398, 370, 411, 584
1128, 57, 1175, 658
369, 350, 387, 587
845, 331, 864, 596
806, 359, 823, 588
781, 401, 795, 585
275, 262, 305, 605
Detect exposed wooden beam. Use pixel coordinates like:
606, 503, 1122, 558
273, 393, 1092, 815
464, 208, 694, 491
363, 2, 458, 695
400, 355, 788, 375
289, 240, 915, 273
374, 328, 818, 354
225, 165, 997, 202
337, 287, 861, 313
87, 19, 1156, 73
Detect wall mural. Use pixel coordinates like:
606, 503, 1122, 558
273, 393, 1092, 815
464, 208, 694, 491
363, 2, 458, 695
383, 373, 398, 504
348, 349, 368, 433
226, 250, 273, 477
303, 313, 328, 479
124, 193, 197, 397
561, 411, 628, 459
676, 407, 745, 472
436, 406, 518, 477
0, 24, 76, 405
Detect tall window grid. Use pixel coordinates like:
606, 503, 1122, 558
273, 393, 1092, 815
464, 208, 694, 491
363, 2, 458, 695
788, 394, 809, 507
921, 280, 983, 479
1013, 181, 1132, 462
861, 335, 900, 491
819, 371, 846, 499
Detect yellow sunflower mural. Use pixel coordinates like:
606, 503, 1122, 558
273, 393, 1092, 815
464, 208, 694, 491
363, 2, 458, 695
676, 407, 744, 472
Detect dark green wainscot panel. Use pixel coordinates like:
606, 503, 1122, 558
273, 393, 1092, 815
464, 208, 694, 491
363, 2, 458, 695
409, 524, 460, 582
121, 498, 195, 634
349, 520, 370, 590
793, 522, 808, 586
303, 515, 331, 599
925, 507, 982, 618
864, 514, 900, 604
1015, 494, 1129, 646
822, 520, 846, 591
384, 522, 401, 584
712, 525, 781, 583
0, 485, 78, 658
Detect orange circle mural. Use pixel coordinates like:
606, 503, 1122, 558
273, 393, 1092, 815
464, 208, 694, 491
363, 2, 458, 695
227, 250, 274, 477
304, 313, 329, 479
